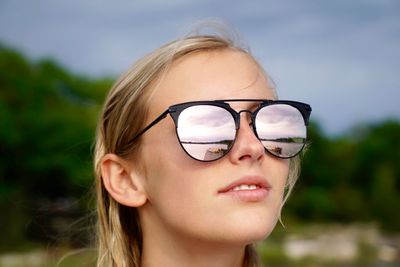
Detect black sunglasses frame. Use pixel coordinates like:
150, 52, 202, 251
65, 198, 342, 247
125, 99, 312, 161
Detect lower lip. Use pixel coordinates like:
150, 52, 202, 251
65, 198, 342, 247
219, 188, 269, 202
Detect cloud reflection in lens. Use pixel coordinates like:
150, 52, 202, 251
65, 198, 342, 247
256, 104, 306, 158
177, 105, 236, 161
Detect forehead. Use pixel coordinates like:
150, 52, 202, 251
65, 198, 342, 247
148, 49, 274, 116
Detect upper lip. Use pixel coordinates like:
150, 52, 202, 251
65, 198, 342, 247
218, 175, 271, 193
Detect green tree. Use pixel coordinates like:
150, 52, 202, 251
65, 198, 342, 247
0, 44, 111, 249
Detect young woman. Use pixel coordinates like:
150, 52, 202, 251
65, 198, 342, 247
93, 33, 311, 267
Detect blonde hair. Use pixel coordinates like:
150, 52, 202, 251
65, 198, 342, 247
93, 34, 301, 267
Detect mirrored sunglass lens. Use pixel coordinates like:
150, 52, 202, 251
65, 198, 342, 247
177, 105, 236, 161
256, 104, 306, 158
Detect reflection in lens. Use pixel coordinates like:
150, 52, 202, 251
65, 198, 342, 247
177, 105, 236, 161
256, 104, 306, 158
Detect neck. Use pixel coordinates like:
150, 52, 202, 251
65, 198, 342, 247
140, 214, 247, 267
141, 237, 246, 267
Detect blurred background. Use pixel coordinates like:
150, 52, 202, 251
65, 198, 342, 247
0, 0, 399, 266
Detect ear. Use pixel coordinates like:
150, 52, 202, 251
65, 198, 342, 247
100, 153, 147, 207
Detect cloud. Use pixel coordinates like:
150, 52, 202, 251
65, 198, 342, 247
0, 0, 399, 135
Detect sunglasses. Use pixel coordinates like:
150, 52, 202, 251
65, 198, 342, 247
127, 99, 312, 162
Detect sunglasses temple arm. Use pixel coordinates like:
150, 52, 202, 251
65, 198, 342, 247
125, 109, 170, 146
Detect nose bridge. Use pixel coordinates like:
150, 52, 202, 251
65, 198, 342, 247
238, 109, 254, 126
229, 108, 265, 163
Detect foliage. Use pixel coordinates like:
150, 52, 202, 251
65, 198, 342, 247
285, 120, 400, 231
0, 44, 112, 250
0, 44, 399, 251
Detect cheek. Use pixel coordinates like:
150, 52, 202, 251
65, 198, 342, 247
267, 157, 290, 191
142, 158, 218, 239
261, 157, 290, 216
140, 131, 206, 219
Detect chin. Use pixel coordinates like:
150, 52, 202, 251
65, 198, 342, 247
243, 224, 276, 244
238, 208, 280, 239
219, 217, 279, 245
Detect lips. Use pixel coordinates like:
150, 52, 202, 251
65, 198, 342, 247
218, 176, 271, 202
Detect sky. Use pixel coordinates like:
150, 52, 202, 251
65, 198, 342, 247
0, 0, 399, 135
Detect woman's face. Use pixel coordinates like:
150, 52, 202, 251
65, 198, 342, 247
137, 49, 289, 246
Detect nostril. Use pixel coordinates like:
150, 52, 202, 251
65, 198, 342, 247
239, 155, 252, 161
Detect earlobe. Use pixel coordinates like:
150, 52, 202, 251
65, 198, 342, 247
101, 153, 147, 207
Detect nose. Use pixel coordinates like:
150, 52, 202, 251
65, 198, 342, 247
228, 111, 265, 164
